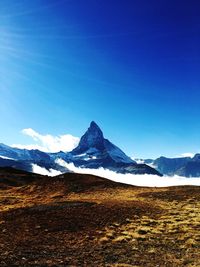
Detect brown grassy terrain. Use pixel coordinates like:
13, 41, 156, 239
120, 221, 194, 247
0, 167, 199, 266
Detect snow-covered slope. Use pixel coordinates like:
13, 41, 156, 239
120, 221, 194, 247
71, 121, 134, 164
145, 155, 200, 177
0, 122, 162, 176
51, 121, 161, 176
0, 143, 50, 161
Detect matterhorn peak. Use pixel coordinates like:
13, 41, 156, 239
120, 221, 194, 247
87, 121, 104, 138
89, 121, 100, 129
90, 120, 99, 128
71, 121, 104, 155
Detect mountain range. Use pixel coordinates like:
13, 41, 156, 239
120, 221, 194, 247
0, 121, 161, 176
1, 121, 200, 177
140, 154, 200, 177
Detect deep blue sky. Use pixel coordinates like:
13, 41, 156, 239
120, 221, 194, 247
0, 0, 200, 158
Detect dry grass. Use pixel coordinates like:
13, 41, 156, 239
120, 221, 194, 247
0, 170, 199, 266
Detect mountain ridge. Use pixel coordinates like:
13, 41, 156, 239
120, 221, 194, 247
50, 121, 161, 176
141, 154, 200, 177
71, 121, 135, 164
2, 121, 200, 177
0, 121, 161, 176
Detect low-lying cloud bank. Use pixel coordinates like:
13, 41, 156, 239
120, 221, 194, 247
31, 159, 200, 187
56, 159, 200, 187
13, 128, 79, 153
32, 164, 62, 176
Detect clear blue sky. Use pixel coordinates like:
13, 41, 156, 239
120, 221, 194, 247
0, 0, 200, 158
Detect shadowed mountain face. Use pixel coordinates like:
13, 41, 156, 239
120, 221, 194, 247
72, 121, 105, 154
153, 157, 191, 176
0, 143, 50, 162
71, 121, 134, 164
56, 121, 161, 176
143, 154, 200, 177
0, 122, 161, 176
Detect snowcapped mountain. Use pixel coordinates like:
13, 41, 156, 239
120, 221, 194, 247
50, 121, 161, 176
71, 121, 134, 164
0, 143, 67, 173
0, 122, 161, 176
0, 143, 50, 162
1, 122, 200, 177
140, 154, 200, 177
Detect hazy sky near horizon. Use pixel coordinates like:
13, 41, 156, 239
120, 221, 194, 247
0, 0, 200, 158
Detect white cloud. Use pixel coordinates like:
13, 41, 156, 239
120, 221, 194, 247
179, 153, 194, 158
32, 164, 62, 176
12, 128, 80, 153
56, 159, 200, 187
132, 158, 145, 164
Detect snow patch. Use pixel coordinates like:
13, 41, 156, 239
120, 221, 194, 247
74, 153, 86, 157
134, 158, 145, 164
74, 153, 97, 161
0, 155, 16, 161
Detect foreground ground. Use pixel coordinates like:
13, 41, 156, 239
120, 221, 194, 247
0, 168, 199, 266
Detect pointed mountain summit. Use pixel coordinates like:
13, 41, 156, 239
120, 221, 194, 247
72, 121, 105, 155
0, 122, 162, 176
71, 121, 134, 164
65, 121, 161, 175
